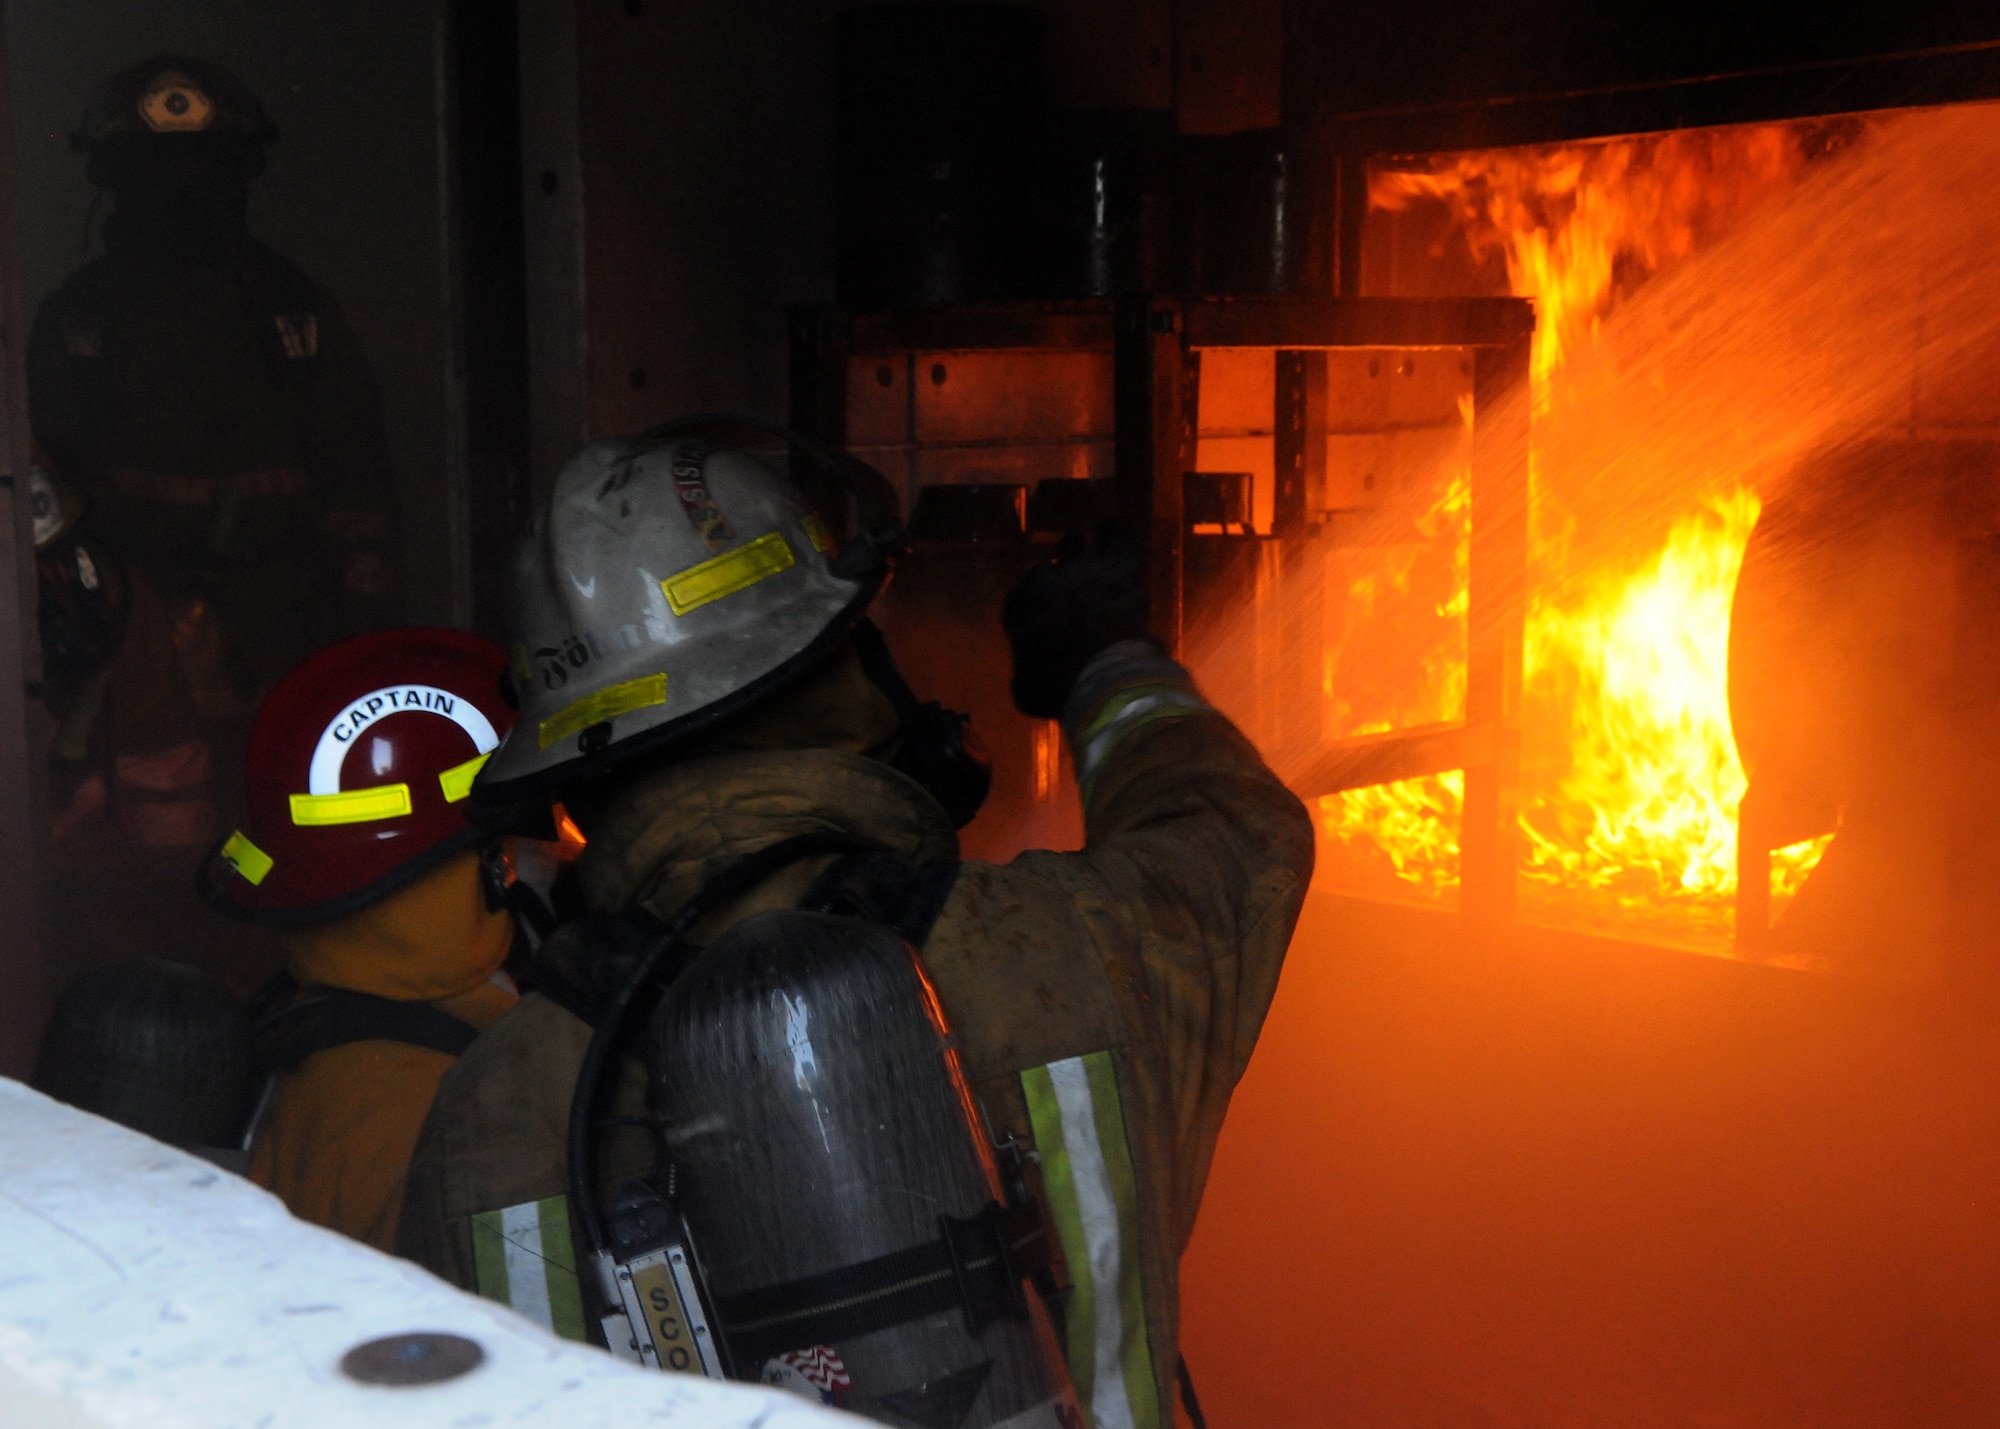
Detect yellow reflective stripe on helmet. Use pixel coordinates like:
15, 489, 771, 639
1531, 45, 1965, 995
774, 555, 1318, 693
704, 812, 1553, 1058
661, 531, 795, 617
288, 783, 413, 826
801, 512, 834, 553
539, 671, 669, 749
438, 751, 491, 803
219, 830, 274, 885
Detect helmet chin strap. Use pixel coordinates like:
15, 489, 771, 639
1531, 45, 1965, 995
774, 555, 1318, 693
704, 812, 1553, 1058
478, 840, 556, 938
849, 618, 992, 830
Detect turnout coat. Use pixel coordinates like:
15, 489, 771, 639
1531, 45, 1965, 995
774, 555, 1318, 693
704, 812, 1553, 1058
399, 645, 1313, 1428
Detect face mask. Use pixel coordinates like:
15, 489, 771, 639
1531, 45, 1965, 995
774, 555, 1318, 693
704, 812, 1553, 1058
850, 618, 992, 829
93, 135, 255, 240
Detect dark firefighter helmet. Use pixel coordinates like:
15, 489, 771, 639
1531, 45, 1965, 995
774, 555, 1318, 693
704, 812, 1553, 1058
72, 56, 277, 186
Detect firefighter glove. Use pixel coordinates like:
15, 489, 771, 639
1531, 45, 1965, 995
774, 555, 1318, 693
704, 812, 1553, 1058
1002, 521, 1153, 719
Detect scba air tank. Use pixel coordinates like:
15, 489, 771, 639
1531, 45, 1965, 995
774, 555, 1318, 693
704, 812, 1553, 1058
651, 909, 1081, 1427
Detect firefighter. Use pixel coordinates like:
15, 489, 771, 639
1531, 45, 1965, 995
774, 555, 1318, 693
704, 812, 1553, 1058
28, 56, 398, 711
399, 423, 1312, 1423
32, 458, 215, 848
198, 628, 522, 1252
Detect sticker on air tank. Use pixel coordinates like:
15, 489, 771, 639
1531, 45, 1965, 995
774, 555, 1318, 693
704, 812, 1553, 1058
619, 1242, 723, 1377
759, 1345, 851, 1407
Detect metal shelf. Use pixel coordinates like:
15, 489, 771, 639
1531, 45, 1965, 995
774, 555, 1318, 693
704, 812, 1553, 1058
792, 293, 1535, 923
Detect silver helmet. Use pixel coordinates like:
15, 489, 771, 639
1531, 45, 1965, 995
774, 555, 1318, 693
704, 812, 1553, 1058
477, 418, 904, 798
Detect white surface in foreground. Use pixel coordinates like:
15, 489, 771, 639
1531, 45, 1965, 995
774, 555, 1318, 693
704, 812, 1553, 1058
0, 1077, 855, 1428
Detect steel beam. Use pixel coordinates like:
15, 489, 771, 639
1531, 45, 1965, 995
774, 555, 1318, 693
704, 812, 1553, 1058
0, 3, 46, 1076
1187, 297, 1534, 351
846, 303, 1116, 356
1273, 350, 1328, 537
1115, 296, 1194, 655
1460, 331, 1531, 924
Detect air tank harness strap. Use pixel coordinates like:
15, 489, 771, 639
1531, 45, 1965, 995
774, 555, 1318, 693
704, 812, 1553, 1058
716, 1200, 1052, 1368
252, 981, 479, 1074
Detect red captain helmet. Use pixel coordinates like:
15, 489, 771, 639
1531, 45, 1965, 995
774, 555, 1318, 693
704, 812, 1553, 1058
200, 628, 515, 924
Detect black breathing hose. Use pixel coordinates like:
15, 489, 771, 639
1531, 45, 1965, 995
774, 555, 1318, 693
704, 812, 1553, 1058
566, 830, 868, 1261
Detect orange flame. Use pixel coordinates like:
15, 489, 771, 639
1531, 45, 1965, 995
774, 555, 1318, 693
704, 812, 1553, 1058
1318, 453, 1472, 902
1319, 127, 1840, 945
1372, 128, 1810, 407
1518, 486, 1829, 943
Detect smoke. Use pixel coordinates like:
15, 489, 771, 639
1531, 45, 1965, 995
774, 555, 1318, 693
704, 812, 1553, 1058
1537, 101, 2000, 588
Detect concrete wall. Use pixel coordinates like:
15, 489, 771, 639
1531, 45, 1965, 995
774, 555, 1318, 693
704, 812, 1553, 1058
522, 0, 1276, 486
517, 0, 848, 480
0, 1077, 851, 1428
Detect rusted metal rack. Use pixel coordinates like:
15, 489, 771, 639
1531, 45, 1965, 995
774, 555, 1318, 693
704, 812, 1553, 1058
791, 294, 1534, 921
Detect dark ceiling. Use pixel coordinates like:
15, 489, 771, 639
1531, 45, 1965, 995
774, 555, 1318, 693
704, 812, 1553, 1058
1285, 0, 2000, 152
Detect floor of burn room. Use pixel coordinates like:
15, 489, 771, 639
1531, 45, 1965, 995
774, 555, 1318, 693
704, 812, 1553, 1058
1179, 876, 2000, 1427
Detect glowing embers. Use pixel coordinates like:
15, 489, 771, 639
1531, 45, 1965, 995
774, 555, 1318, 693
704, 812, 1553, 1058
1319, 772, 1464, 908
1313, 461, 1472, 913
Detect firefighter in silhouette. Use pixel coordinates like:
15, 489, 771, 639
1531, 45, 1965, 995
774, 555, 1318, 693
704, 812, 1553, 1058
397, 421, 1313, 1424
28, 56, 398, 714
31, 455, 216, 848
197, 629, 523, 1251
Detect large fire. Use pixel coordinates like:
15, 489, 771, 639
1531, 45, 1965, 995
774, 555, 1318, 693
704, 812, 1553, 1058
1518, 485, 1830, 944
1319, 127, 1847, 948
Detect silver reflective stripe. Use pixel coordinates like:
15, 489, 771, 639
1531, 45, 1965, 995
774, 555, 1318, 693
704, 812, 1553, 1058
469, 1194, 589, 1342
1021, 1052, 1162, 1429
1072, 686, 1209, 805
1050, 1058, 1136, 1429
501, 1200, 554, 1331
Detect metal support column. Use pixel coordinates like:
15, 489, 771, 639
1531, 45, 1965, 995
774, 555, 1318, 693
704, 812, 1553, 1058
0, 4, 47, 1075
1273, 351, 1326, 535
1115, 295, 1194, 655
1274, 349, 1328, 759
516, 0, 586, 495
1460, 332, 1530, 924
787, 305, 850, 449
1334, 150, 1368, 298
